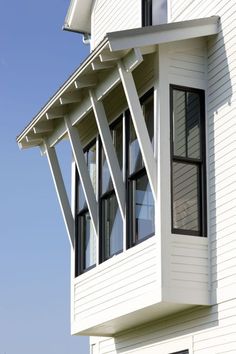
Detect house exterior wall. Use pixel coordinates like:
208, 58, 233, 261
88, 0, 236, 352
91, 0, 142, 49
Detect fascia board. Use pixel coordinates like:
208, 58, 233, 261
64, 0, 93, 34
108, 16, 220, 52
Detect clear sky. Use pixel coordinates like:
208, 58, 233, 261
0, 1, 90, 353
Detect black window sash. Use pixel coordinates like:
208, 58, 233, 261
170, 85, 206, 237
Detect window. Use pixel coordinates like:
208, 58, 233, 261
75, 89, 155, 275
100, 118, 123, 261
170, 85, 206, 236
75, 141, 97, 275
170, 351, 189, 354
128, 90, 155, 246
142, 0, 152, 26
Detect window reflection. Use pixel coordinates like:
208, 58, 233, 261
103, 193, 123, 260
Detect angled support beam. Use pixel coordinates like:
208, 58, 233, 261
117, 60, 157, 198
65, 117, 98, 233
43, 141, 74, 248
89, 90, 125, 219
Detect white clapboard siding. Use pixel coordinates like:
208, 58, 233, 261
95, 297, 236, 353
91, 0, 141, 49
170, 236, 208, 291
181, 0, 236, 305
73, 236, 158, 328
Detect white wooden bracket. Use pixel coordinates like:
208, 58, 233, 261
65, 117, 98, 233
43, 141, 74, 248
117, 60, 157, 198
89, 90, 125, 220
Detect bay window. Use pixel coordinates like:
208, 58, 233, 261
75, 89, 155, 275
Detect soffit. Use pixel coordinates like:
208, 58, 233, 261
17, 16, 220, 150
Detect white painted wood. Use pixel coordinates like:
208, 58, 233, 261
117, 60, 157, 198
65, 117, 98, 233
33, 121, 54, 134
44, 142, 74, 247
74, 74, 97, 89
59, 91, 82, 105
46, 106, 67, 120
91, 0, 141, 49
89, 89, 125, 219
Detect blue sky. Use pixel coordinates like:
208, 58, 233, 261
0, 1, 90, 353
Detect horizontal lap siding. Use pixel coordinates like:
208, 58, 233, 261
91, 0, 141, 49
97, 298, 236, 353
170, 0, 236, 298
74, 237, 158, 325
170, 237, 208, 290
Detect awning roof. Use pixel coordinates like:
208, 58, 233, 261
17, 16, 220, 150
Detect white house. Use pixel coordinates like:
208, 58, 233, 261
17, 0, 236, 353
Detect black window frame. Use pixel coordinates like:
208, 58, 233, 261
99, 117, 124, 263
127, 88, 155, 248
170, 84, 207, 237
75, 139, 97, 276
142, 0, 152, 27
169, 351, 189, 354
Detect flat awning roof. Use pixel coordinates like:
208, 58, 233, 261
17, 16, 220, 150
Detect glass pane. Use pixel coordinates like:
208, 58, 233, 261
101, 147, 113, 194
77, 144, 96, 212
87, 143, 97, 193
129, 94, 154, 174
172, 162, 200, 232
186, 92, 200, 159
135, 174, 155, 241
143, 95, 154, 147
82, 212, 96, 269
103, 194, 123, 259
78, 179, 86, 211
173, 90, 186, 157
102, 120, 123, 194
173, 89, 201, 159
113, 120, 123, 169
129, 120, 143, 174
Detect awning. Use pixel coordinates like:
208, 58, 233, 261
17, 16, 220, 151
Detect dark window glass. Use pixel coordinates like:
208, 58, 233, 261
142, 0, 152, 26
171, 86, 206, 236
101, 118, 123, 261
172, 162, 199, 232
75, 141, 97, 275
80, 212, 96, 270
173, 90, 200, 159
170, 351, 189, 354
129, 94, 154, 175
128, 89, 155, 246
103, 193, 123, 260
132, 173, 155, 242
